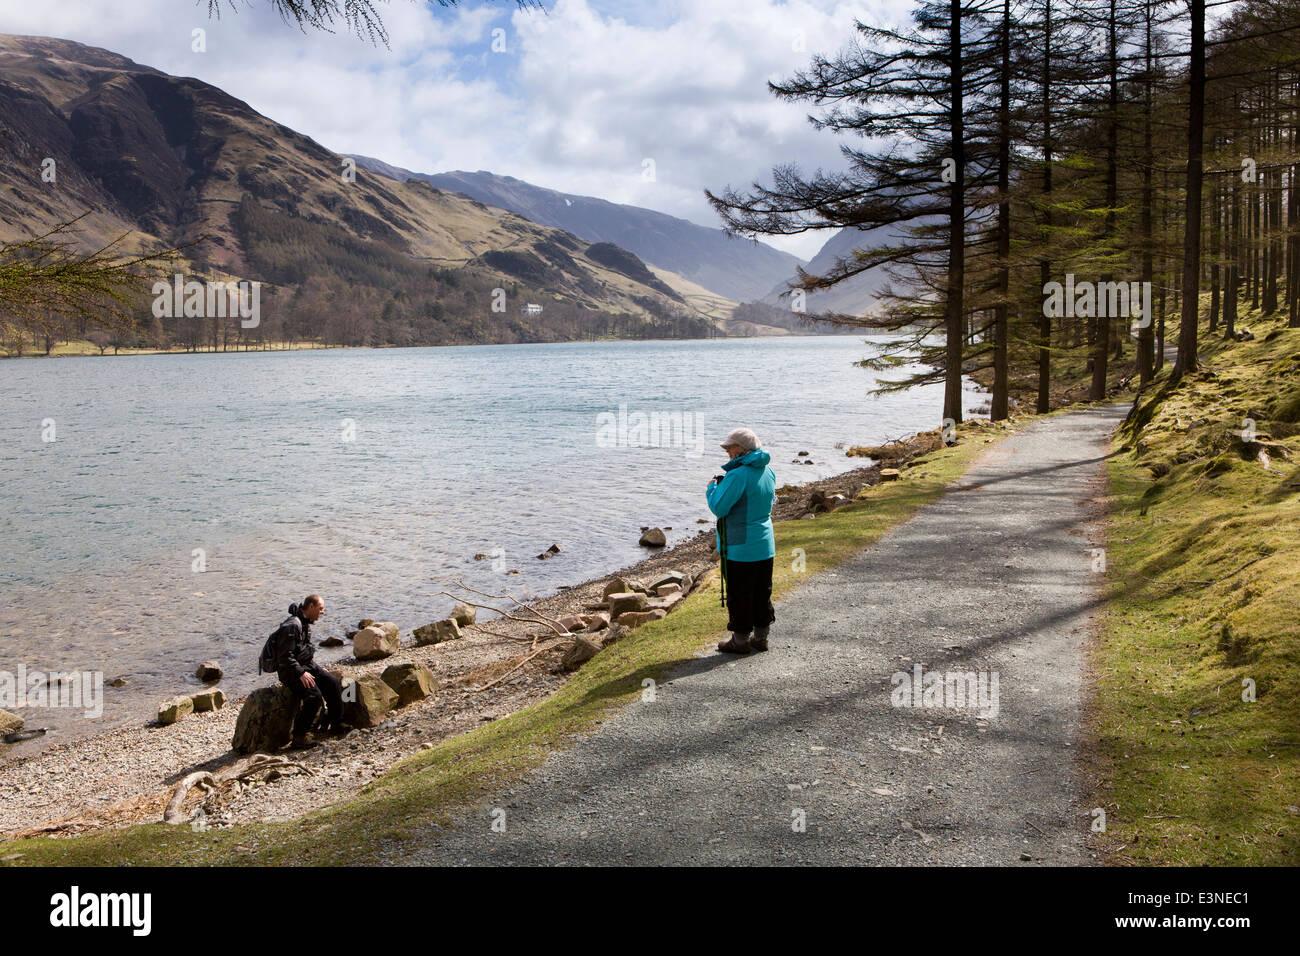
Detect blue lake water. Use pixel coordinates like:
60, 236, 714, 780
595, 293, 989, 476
0, 335, 987, 744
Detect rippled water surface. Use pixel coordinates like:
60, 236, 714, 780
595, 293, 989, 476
0, 335, 985, 745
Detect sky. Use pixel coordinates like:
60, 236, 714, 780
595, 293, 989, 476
0, 0, 916, 261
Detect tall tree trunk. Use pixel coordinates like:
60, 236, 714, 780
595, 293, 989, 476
1175, 0, 1205, 378
1210, 175, 1221, 331
1137, 0, 1156, 382
944, 0, 966, 424
992, 0, 1011, 420
1225, 164, 1240, 338
1091, 0, 1119, 399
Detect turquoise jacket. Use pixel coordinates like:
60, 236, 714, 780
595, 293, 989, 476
706, 448, 776, 562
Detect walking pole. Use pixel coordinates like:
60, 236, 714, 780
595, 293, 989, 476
717, 518, 728, 608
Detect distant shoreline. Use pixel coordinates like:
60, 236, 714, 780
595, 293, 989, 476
1, 329, 863, 361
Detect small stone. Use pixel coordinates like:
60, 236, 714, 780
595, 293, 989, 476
0, 709, 23, 736
195, 660, 223, 682
412, 618, 462, 646
647, 570, 686, 591
614, 608, 667, 629
645, 592, 683, 613
158, 696, 194, 726
558, 613, 590, 633
561, 636, 601, 672
353, 623, 400, 660
191, 689, 227, 712
380, 663, 439, 706
639, 528, 667, 547
607, 592, 647, 617
600, 623, 630, 647
342, 675, 400, 728
602, 577, 632, 600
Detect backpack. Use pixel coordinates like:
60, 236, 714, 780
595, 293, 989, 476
258, 616, 296, 674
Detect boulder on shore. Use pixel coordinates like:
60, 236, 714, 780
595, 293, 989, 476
157, 695, 194, 726
601, 577, 633, 600
381, 663, 439, 706
412, 617, 462, 646
560, 636, 601, 672
584, 611, 611, 632
647, 570, 687, 591
607, 591, 647, 618
343, 675, 399, 728
639, 527, 667, 547
232, 685, 299, 753
558, 613, 589, 633
195, 660, 223, 682
599, 623, 630, 648
614, 608, 667, 630
450, 603, 477, 627
645, 592, 684, 613
354, 623, 401, 660
192, 689, 226, 713
0, 709, 23, 736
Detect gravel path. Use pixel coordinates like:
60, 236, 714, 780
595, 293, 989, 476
392, 404, 1128, 866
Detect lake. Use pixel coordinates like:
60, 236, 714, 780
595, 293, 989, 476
0, 335, 987, 745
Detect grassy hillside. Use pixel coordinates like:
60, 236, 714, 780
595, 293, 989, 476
1091, 309, 1300, 865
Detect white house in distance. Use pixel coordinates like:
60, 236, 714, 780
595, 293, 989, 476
521, 303, 543, 315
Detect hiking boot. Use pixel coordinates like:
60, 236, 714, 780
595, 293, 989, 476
288, 733, 319, 751
717, 633, 752, 654
750, 628, 769, 652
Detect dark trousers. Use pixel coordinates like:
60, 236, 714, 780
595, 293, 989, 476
279, 663, 343, 737
725, 557, 775, 634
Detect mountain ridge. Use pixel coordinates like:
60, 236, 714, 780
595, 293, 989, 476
0, 33, 715, 348
347, 156, 805, 303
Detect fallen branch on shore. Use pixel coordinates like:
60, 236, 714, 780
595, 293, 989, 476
471, 639, 566, 694
436, 576, 571, 637
162, 756, 314, 826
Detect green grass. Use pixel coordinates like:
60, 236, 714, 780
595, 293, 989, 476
1090, 307, 1300, 865
1, 417, 1018, 866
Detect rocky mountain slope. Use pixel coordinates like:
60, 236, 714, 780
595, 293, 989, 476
0, 34, 712, 345
348, 158, 804, 304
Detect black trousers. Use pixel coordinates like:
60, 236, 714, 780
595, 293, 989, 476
279, 662, 343, 737
725, 557, 775, 634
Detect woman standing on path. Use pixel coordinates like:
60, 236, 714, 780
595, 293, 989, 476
707, 427, 777, 654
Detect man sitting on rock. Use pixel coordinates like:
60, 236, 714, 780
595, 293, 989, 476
270, 594, 345, 749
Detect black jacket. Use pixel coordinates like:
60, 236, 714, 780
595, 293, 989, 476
271, 605, 315, 678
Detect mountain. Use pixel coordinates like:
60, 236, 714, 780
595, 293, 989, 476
0, 34, 714, 347
347, 159, 804, 303
762, 225, 893, 319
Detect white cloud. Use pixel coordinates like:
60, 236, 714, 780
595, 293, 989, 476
0, 0, 915, 259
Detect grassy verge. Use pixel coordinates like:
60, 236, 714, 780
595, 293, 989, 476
1090, 309, 1300, 865
3, 417, 1020, 865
